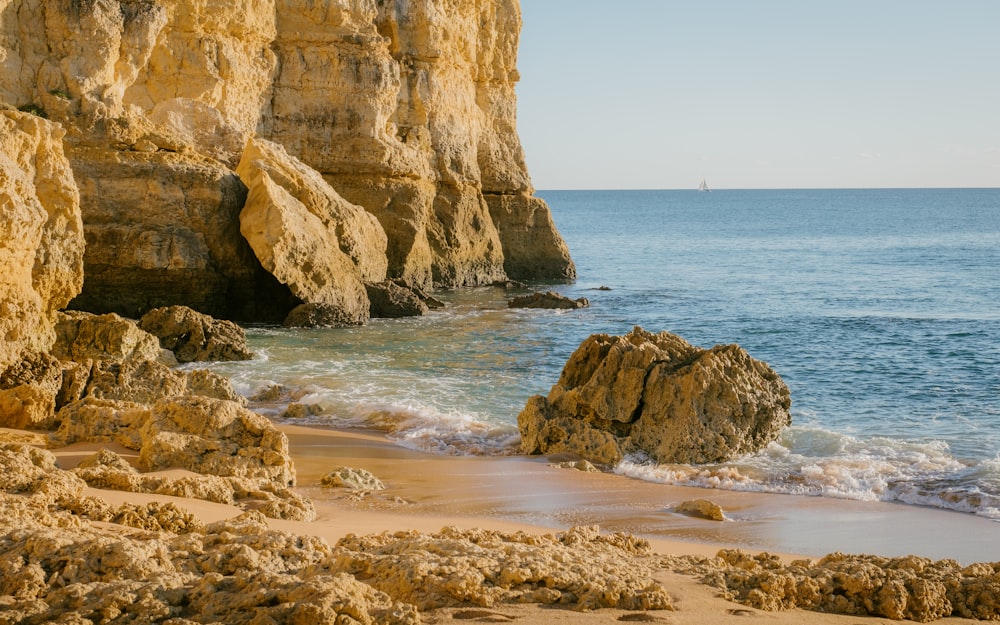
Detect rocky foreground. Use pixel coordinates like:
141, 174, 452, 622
1, 311, 999, 623
3, 2, 1000, 621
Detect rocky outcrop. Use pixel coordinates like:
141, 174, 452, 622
138, 304, 253, 362
487, 193, 576, 281
670, 549, 1000, 623
367, 281, 429, 318
0, 110, 84, 369
335, 525, 671, 611
48, 395, 308, 519
71, 447, 314, 521
519, 327, 791, 466
65, 148, 299, 321
0, 351, 63, 429
51, 311, 167, 364
509, 290, 589, 309
1, 0, 573, 323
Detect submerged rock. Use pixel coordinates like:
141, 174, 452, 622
518, 326, 791, 466
283, 302, 362, 328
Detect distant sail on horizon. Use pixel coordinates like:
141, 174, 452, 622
698, 177, 710, 192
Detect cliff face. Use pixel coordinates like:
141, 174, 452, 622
0, 110, 84, 369
0, 0, 574, 321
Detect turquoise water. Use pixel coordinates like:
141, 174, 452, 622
203, 188, 1000, 519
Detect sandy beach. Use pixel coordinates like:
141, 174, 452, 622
274, 424, 1000, 563
34, 422, 997, 624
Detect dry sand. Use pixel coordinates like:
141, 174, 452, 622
46, 424, 1000, 624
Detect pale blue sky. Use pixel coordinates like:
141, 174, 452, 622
516, 1, 1000, 190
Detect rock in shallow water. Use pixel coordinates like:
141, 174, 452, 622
518, 326, 791, 466
508, 290, 589, 309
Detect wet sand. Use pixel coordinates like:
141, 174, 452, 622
280, 423, 1000, 565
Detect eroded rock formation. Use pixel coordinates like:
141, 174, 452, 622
519, 327, 791, 466
138, 304, 253, 362
1, 0, 574, 323
0, 110, 84, 369
668, 549, 1000, 623
508, 290, 589, 309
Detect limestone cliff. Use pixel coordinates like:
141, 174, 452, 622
0, 0, 574, 321
0, 109, 84, 369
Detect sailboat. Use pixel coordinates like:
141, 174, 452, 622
698, 177, 710, 192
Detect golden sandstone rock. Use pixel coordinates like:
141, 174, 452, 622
519, 326, 792, 466
237, 137, 388, 324
138, 304, 253, 362
0, 110, 84, 369
664, 548, 1000, 623
2, 0, 573, 323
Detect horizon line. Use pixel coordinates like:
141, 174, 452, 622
534, 186, 1000, 192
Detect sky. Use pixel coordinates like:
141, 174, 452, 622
515, 1, 1000, 190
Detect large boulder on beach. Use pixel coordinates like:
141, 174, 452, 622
138, 396, 295, 485
518, 327, 791, 466
50, 396, 296, 487
139, 305, 253, 362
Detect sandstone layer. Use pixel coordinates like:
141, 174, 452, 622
1, 0, 574, 323
519, 327, 792, 466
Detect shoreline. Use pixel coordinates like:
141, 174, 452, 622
13, 420, 1000, 624
275, 423, 1000, 565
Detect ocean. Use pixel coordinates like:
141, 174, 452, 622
201, 188, 1000, 520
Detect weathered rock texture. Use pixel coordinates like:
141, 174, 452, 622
335, 525, 672, 611
138, 304, 253, 362
4, 441, 1000, 625
509, 290, 589, 309
0, 351, 63, 429
52, 310, 166, 364
367, 280, 429, 318
321, 466, 386, 491
1, 0, 574, 323
519, 327, 792, 466
668, 549, 1000, 623
0, 110, 84, 369
0, 454, 672, 625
